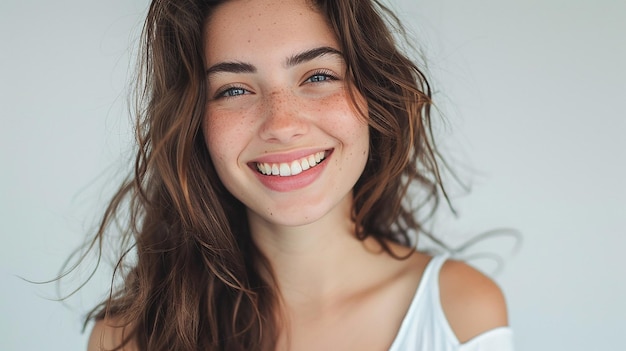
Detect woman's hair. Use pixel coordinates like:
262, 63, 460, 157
83, 0, 447, 349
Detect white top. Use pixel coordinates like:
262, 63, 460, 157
388, 254, 514, 351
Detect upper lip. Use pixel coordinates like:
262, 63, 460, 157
249, 148, 332, 164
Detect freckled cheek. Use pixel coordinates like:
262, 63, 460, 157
314, 93, 369, 145
203, 108, 255, 164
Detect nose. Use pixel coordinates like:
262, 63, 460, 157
258, 90, 308, 143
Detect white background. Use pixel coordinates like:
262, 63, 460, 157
1, 0, 624, 350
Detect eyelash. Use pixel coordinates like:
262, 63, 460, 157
304, 69, 338, 83
214, 85, 249, 99
213, 70, 339, 100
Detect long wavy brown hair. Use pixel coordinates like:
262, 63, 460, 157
81, 0, 448, 349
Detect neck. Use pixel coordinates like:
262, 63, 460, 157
248, 193, 384, 303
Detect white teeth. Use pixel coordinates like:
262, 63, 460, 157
279, 163, 290, 176
290, 160, 302, 175
255, 151, 327, 177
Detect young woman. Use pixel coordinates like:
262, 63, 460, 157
86, 0, 513, 350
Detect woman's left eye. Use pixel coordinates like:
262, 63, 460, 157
304, 71, 337, 83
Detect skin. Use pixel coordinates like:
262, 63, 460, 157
203, 0, 370, 230
88, 0, 508, 349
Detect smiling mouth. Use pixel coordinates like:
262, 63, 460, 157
255, 151, 328, 177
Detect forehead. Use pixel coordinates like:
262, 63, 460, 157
203, 0, 338, 65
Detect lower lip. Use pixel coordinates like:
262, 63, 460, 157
251, 153, 331, 192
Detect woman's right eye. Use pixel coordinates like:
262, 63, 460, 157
215, 86, 249, 99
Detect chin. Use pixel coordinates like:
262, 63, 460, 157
248, 195, 349, 229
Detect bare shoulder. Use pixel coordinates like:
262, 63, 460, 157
439, 259, 508, 343
87, 318, 138, 351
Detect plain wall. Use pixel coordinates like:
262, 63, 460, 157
1, 0, 624, 350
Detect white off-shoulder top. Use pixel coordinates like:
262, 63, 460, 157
388, 254, 514, 351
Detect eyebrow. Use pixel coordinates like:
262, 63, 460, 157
285, 46, 343, 68
205, 46, 343, 77
206, 61, 256, 77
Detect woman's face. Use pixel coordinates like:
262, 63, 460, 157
202, 0, 369, 227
